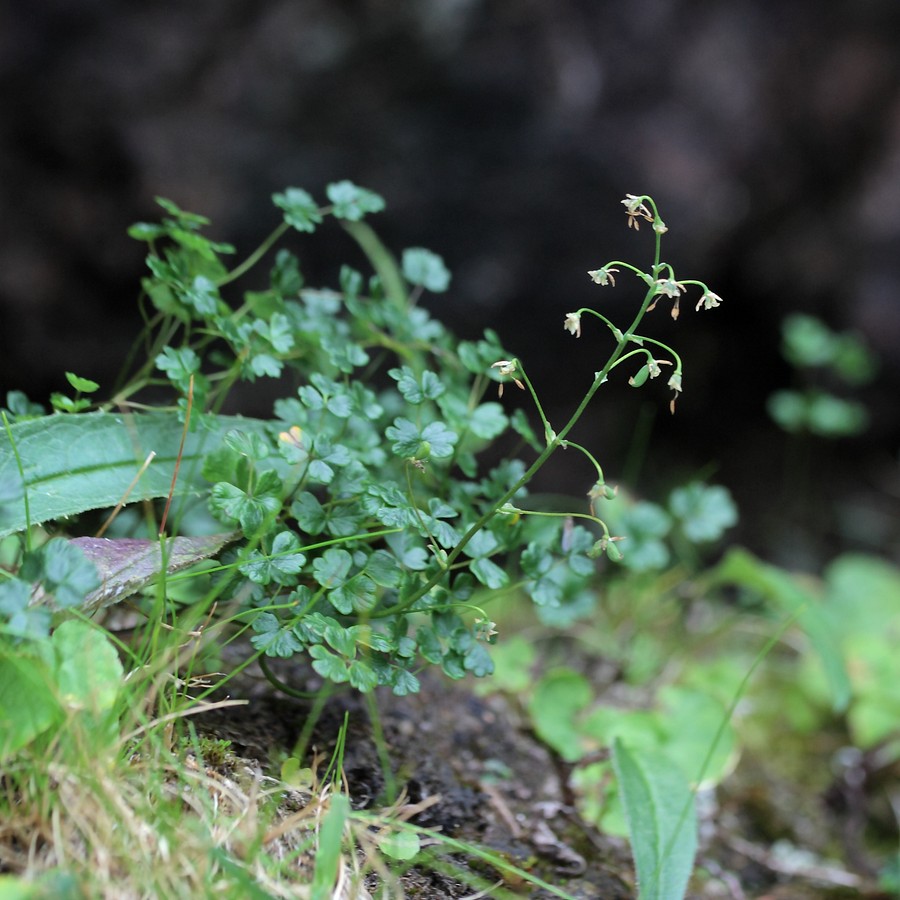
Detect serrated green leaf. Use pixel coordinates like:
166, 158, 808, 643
0, 583, 52, 640
52, 621, 124, 715
348, 659, 378, 691
321, 335, 369, 372
65, 372, 100, 394
385, 418, 422, 457
0, 578, 30, 620
128, 221, 167, 241
154, 196, 211, 226
467, 402, 509, 440
309, 645, 349, 684
312, 548, 352, 589
470, 556, 509, 590
326, 181, 385, 221
669, 483, 737, 543
364, 549, 402, 588
249, 353, 282, 379
323, 625, 357, 657
181, 275, 220, 315
50, 393, 91, 414
155, 346, 201, 389
415, 626, 443, 663
463, 641, 494, 677
250, 614, 304, 658
239, 531, 306, 586
255, 312, 295, 354
32, 537, 101, 608
224, 429, 270, 460
462, 528, 499, 559
271, 248, 304, 295
401, 247, 451, 293
388, 367, 445, 404
209, 479, 281, 535
527, 567, 567, 607
330, 574, 376, 615
3, 390, 45, 420
379, 829, 421, 860
273, 188, 322, 232
391, 668, 420, 696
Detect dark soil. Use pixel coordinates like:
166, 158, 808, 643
193, 652, 896, 899
196, 661, 633, 898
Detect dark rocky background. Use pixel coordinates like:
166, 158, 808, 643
2, 0, 899, 566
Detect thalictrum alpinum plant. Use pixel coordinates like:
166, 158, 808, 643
0, 186, 723, 699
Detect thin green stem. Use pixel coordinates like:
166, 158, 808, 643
513, 507, 610, 538
216, 221, 291, 288
557, 439, 604, 480
392, 280, 659, 614
516, 364, 554, 443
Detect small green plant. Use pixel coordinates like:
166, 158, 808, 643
1, 187, 730, 897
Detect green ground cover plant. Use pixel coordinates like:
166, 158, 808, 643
2, 185, 892, 897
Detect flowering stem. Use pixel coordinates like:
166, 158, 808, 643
393, 280, 659, 614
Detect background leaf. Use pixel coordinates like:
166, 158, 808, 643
52, 621, 124, 715
0, 653, 59, 762
711, 548, 851, 713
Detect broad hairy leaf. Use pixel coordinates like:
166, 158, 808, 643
612, 738, 698, 900
0, 411, 269, 538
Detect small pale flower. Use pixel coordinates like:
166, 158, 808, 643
696, 289, 723, 312
588, 478, 616, 514
654, 278, 686, 299
491, 359, 525, 397
622, 194, 653, 231
474, 617, 499, 641
621, 194, 653, 230
587, 266, 618, 287
278, 425, 304, 447
564, 312, 582, 338
646, 358, 672, 379
652, 218, 668, 235
653, 277, 686, 319
668, 371, 683, 414
278, 425, 308, 463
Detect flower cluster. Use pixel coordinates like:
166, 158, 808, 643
562, 195, 724, 416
